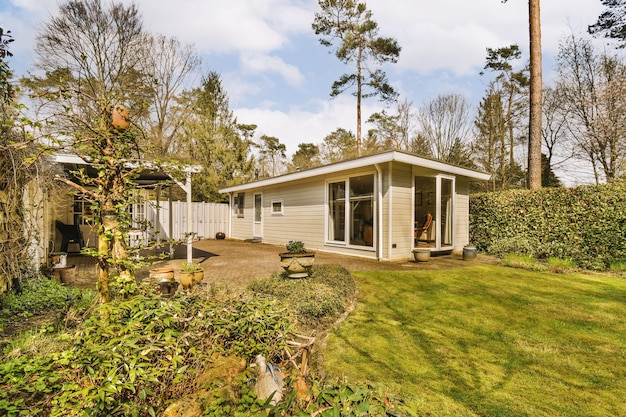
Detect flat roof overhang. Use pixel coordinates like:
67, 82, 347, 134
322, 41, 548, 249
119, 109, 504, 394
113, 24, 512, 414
219, 150, 491, 194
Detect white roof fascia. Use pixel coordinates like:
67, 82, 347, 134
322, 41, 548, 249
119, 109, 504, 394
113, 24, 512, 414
53, 154, 89, 165
219, 151, 490, 194
52, 153, 201, 173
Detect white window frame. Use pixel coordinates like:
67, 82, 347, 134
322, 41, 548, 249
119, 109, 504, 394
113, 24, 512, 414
271, 199, 284, 216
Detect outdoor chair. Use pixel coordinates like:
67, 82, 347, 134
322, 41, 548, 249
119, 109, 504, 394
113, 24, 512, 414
414, 213, 432, 243
55, 220, 84, 253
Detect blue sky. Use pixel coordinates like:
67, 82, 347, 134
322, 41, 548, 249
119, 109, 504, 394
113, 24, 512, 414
1, 0, 606, 166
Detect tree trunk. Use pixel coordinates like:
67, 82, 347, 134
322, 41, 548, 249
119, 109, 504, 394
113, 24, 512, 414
527, 0, 543, 189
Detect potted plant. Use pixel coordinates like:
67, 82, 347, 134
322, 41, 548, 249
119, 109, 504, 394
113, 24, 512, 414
179, 262, 203, 289
279, 240, 315, 278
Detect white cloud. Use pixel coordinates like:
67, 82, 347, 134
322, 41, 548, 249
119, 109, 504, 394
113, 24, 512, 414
240, 53, 304, 86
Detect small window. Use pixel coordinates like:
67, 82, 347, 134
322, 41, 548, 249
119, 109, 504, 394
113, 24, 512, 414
271, 200, 284, 216
234, 192, 245, 218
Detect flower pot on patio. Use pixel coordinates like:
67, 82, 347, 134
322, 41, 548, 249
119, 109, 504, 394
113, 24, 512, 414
463, 245, 477, 260
463, 245, 477, 261
192, 270, 204, 285
279, 252, 315, 278
53, 265, 76, 284
178, 271, 194, 289
412, 248, 431, 262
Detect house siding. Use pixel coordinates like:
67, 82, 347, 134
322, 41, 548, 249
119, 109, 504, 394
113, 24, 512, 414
454, 177, 470, 252
387, 162, 413, 261
222, 151, 487, 262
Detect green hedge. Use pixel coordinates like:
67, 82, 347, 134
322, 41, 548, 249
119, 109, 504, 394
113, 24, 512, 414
469, 182, 626, 270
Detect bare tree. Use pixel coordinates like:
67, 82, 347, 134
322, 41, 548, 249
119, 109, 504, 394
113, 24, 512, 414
556, 32, 626, 183
541, 86, 576, 176
140, 35, 201, 158
415, 93, 474, 162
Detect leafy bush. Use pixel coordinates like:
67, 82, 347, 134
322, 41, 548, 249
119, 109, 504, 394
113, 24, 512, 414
1, 293, 292, 416
249, 264, 356, 329
0, 272, 92, 319
470, 182, 626, 270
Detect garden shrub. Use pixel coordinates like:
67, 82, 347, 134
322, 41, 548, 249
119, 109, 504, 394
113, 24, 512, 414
1, 293, 293, 416
470, 181, 626, 270
248, 264, 356, 329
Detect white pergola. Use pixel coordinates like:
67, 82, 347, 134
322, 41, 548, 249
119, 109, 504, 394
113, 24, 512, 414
53, 154, 201, 264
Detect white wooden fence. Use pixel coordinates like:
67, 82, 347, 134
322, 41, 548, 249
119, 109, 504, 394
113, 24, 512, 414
132, 201, 229, 242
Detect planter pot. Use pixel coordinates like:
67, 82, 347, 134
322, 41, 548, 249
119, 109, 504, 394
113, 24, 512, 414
149, 267, 174, 281
463, 245, 477, 261
53, 265, 76, 284
158, 279, 179, 297
215, 232, 226, 240
412, 248, 431, 262
192, 270, 204, 285
279, 252, 315, 278
178, 271, 194, 289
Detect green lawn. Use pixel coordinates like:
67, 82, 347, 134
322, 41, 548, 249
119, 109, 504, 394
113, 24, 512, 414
322, 265, 626, 416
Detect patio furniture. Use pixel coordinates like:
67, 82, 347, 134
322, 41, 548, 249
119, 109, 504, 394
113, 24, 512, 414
55, 220, 85, 253
414, 213, 432, 243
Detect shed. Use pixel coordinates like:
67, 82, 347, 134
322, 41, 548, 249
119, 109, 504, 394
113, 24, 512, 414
219, 150, 490, 261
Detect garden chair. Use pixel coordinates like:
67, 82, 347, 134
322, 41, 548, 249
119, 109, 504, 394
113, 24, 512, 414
414, 213, 432, 243
55, 220, 84, 253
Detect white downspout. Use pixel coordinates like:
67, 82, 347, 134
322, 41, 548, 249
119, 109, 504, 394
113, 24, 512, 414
387, 161, 393, 261
375, 164, 383, 261
227, 192, 233, 238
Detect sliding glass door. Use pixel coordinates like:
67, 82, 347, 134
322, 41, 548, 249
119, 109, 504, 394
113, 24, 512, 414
414, 175, 454, 250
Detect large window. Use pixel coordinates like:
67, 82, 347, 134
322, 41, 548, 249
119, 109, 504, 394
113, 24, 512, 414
234, 192, 245, 218
328, 174, 374, 247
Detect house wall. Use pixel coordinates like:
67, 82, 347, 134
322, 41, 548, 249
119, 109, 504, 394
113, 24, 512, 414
226, 163, 476, 261
228, 167, 380, 259
388, 162, 413, 261
454, 176, 470, 253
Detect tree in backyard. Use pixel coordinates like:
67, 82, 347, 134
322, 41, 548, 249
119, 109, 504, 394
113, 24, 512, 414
409, 134, 434, 158
556, 32, 626, 183
183, 71, 255, 201
256, 134, 286, 178
138, 35, 201, 159
415, 93, 474, 165
366, 98, 417, 152
502, 0, 543, 189
25, 0, 154, 303
589, 0, 626, 47
319, 127, 358, 164
0, 28, 57, 295
481, 45, 529, 185
473, 89, 525, 191
312, 0, 401, 156
289, 143, 321, 172
541, 153, 562, 187
541, 86, 576, 181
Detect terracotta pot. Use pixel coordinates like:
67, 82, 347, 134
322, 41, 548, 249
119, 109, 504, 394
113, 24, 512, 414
178, 271, 194, 289
279, 252, 315, 278
149, 267, 174, 281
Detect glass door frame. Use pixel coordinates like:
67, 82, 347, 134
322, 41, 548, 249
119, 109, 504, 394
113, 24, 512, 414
413, 173, 456, 251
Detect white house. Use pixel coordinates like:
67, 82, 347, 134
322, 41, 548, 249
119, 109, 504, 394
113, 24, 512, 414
220, 150, 490, 261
